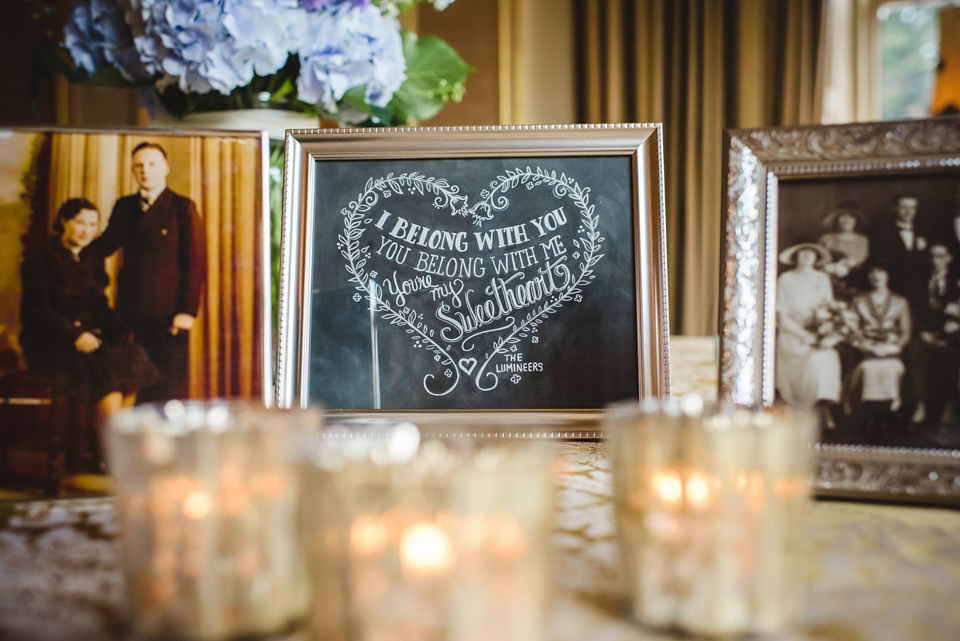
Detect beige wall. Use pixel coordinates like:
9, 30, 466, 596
416, 0, 503, 126
418, 0, 576, 126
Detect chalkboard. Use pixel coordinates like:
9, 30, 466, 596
277, 126, 669, 412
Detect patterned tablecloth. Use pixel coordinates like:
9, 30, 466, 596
3, 337, 960, 640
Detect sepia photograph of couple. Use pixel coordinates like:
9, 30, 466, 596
777, 173, 960, 449
0, 129, 267, 484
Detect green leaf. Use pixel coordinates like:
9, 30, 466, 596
82, 67, 140, 87
340, 85, 373, 117
389, 31, 474, 124
335, 85, 389, 126
269, 78, 296, 101
30, 42, 89, 96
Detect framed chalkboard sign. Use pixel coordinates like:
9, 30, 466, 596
277, 124, 669, 419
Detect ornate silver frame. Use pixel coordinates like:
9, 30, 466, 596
277, 124, 670, 427
719, 117, 960, 504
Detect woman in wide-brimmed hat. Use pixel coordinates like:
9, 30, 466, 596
776, 241, 842, 424
818, 202, 869, 282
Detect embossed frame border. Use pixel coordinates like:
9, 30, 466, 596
277, 124, 670, 429
719, 117, 960, 504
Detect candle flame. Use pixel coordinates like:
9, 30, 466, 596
350, 515, 386, 556
652, 471, 683, 509
182, 490, 212, 520
400, 522, 454, 574
652, 471, 717, 511
684, 472, 714, 510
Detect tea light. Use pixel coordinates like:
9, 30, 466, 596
607, 396, 814, 636
104, 400, 319, 641
401, 522, 456, 575
296, 421, 553, 641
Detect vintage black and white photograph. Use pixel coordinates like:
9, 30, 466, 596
0, 128, 268, 492
720, 117, 960, 503
777, 175, 960, 448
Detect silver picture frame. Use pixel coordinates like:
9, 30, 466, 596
719, 116, 960, 504
277, 124, 670, 427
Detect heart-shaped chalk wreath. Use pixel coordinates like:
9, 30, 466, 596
338, 167, 604, 397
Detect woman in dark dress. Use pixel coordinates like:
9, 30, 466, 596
19, 198, 158, 419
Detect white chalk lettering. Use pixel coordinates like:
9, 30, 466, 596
530, 207, 568, 237
414, 251, 486, 279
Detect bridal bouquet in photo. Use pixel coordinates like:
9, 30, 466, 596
45, 0, 472, 126
812, 300, 860, 349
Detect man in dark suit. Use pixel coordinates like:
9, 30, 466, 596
88, 142, 206, 402
904, 242, 960, 425
930, 182, 960, 259
870, 193, 930, 312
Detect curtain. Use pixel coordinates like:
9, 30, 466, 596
574, 0, 825, 335
46, 133, 264, 400
818, 0, 879, 125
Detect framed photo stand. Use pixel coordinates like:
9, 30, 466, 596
720, 116, 960, 504
0, 127, 269, 492
277, 124, 670, 429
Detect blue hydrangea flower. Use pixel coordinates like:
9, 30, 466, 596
135, 0, 307, 95
65, 0, 411, 109
301, 0, 370, 10
64, 0, 151, 81
221, 0, 308, 83
296, 3, 405, 112
134, 0, 226, 92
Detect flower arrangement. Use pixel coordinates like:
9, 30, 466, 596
812, 300, 861, 349
47, 0, 472, 126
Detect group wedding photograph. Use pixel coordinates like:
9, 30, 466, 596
776, 173, 960, 449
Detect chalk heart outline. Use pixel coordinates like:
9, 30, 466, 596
338, 167, 605, 397
458, 358, 478, 376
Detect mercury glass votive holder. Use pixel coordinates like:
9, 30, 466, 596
606, 396, 815, 637
295, 419, 555, 641
104, 400, 321, 641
